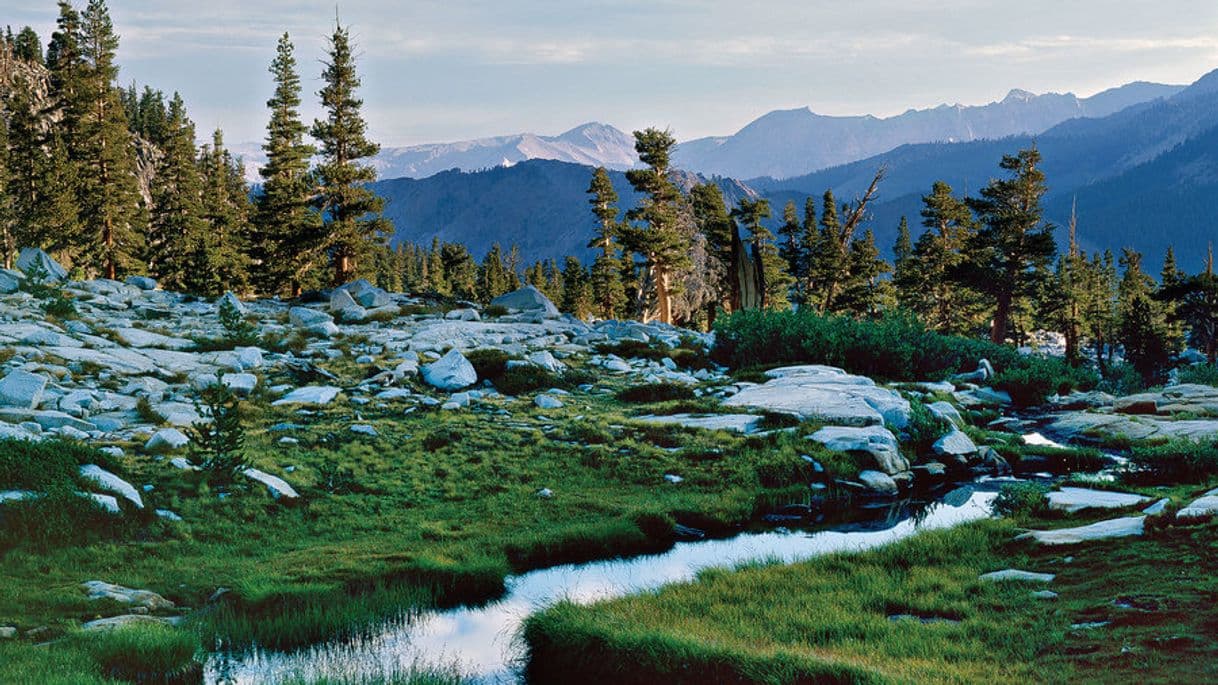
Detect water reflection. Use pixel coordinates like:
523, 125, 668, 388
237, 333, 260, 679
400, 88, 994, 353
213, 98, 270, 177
206, 490, 997, 684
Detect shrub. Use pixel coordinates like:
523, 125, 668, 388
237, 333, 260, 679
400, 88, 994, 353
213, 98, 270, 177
465, 348, 512, 381
496, 365, 559, 395
316, 459, 358, 494
422, 426, 463, 451
483, 304, 510, 318
712, 309, 1096, 405
991, 482, 1050, 517
595, 340, 667, 362
903, 402, 951, 456
190, 381, 249, 485
615, 383, 696, 403
218, 296, 259, 346
1178, 363, 1218, 387
135, 397, 167, 425
1127, 439, 1218, 484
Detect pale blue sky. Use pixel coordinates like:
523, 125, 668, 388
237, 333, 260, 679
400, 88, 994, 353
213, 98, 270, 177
7, 1, 1218, 146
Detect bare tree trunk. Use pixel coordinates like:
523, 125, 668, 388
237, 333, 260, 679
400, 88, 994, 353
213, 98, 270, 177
991, 292, 1012, 344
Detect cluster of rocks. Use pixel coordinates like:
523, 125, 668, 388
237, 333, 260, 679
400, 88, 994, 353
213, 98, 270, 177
1046, 384, 1218, 443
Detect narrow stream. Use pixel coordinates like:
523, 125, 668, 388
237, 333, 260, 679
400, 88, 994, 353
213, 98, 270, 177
205, 487, 999, 684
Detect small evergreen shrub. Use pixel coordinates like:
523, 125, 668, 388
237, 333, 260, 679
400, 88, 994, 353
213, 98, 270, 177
991, 482, 1050, 517
1178, 363, 1218, 387
218, 296, 259, 346
190, 380, 249, 485
615, 383, 696, 403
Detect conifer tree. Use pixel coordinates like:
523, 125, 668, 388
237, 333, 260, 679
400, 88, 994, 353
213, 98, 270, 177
732, 197, 790, 309
0, 108, 12, 266
1162, 246, 1218, 363
13, 27, 42, 64
149, 92, 207, 291
911, 181, 978, 332
561, 256, 592, 318
777, 200, 805, 302
199, 129, 252, 294
690, 183, 733, 318
839, 230, 891, 317
800, 196, 819, 300
587, 167, 626, 319
1080, 250, 1120, 372
426, 238, 447, 294
620, 128, 690, 324
312, 21, 389, 286
963, 147, 1056, 343
439, 242, 477, 300
254, 33, 322, 297
477, 243, 511, 304
1117, 248, 1175, 384
892, 216, 915, 309
807, 189, 843, 310
75, 0, 144, 278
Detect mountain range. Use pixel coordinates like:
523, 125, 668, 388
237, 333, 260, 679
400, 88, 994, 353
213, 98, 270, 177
672, 82, 1183, 180
372, 69, 1218, 270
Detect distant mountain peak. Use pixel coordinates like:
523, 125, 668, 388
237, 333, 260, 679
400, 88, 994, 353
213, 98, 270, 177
1003, 88, 1038, 102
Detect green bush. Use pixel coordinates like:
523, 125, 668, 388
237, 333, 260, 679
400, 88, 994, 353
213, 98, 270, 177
615, 383, 696, 403
496, 365, 559, 395
713, 309, 1096, 405
1127, 440, 1218, 484
595, 340, 668, 362
991, 482, 1050, 517
464, 348, 512, 381
903, 402, 951, 456
1178, 363, 1218, 387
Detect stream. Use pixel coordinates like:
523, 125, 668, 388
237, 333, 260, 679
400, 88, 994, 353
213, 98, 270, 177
204, 485, 1001, 684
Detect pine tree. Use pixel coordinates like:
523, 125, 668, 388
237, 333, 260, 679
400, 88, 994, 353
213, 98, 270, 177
1162, 246, 1218, 363
732, 197, 791, 309
892, 216, 916, 310
1117, 248, 1174, 384
1080, 250, 1120, 372
964, 148, 1056, 343
426, 238, 446, 294
75, 0, 145, 278
254, 33, 322, 297
13, 27, 42, 64
587, 167, 626, 319
838, 230, 891, 317
911, 181, 978, 332
807, 189, 843, 310
149, 92, 207, 291
439, 242, 477, 300
199, 129, 252, 294
561, 256, 592, 318
311, 21, 389, 286
476, 243, 511, 304
0, 107, 12, 266
777, 200, 806, 303
47, 2, 85, 145
690, 183, 733, 318
620, 128, 690, 324
800, 196, 819, 301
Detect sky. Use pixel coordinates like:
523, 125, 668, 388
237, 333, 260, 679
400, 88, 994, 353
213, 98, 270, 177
7, 0, 1218, 148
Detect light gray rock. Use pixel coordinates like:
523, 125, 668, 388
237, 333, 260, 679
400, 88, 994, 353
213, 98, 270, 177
125, 276, 157, 290
115, 327, 194, 351
221, 373, 258, 396
272, 386, 341, 406
16, 247, 68, 282
933, 428, 979, 458
79, 465, 143, 509
1177, 491, 1218, 519
0, 370, 47, 410
526, 350, 566, 373
491, 285, 560, 317
635, 413, 764, 434
330, 289, 366, 321
155, 509, 182, 522
927, 401, 964, 428
289, 306, 333, 328
1046, 487, 1151, 514
534, 394, 564, 409
979, 569, 1055, 583
954, 387, 1012, 407
422, 349, 477, 391
243, 468, 299, 499
349, 424, 378, 436
724, 365, 910, 428
85, 492, 121, 513
1017, 517, 1146, 544
0, 269, 23, 293
445, 308, 480, 321
145, 428, 189, 452
1142, 498, 1170, 516
858, 469, 899, 496
808, 425, 908, 475
81, 615, 181, 631
81, 580, 174, 611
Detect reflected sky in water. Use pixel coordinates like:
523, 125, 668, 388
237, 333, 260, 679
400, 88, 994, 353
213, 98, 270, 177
206, 490, 996, 684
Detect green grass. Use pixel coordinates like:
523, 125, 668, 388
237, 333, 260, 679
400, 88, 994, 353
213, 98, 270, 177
67, 623, 202, 683
525, 495, 1218, 684
0, 363, 856, 664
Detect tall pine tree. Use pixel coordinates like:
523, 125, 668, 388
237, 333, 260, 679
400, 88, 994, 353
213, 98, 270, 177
312, 21, 389, 286
620, 128, 689, 324
254, 33, 322, 297
587, 167, 626, 319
